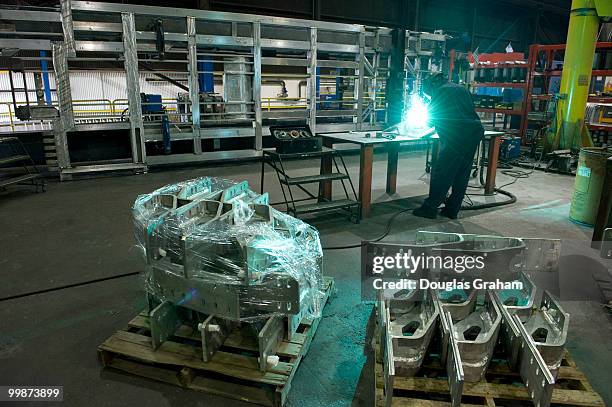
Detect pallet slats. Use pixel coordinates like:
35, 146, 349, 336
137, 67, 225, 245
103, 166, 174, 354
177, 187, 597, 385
374, 337, 605, 406
98, 277, 334, 407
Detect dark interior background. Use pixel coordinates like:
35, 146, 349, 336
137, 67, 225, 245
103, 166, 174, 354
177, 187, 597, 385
10, 0, 573, 54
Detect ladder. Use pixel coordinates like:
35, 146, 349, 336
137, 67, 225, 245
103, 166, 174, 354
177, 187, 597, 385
7, 69, 32, 120
0, 136, 45, 193
262, 147, 360, 222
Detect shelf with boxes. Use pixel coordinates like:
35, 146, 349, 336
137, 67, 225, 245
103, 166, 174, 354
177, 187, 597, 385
470, 52, 529, 137
523, 42, 612, 145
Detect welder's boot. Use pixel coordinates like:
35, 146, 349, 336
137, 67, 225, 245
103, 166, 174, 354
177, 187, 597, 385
413, 205, 438, 219
440, 207, 458, 220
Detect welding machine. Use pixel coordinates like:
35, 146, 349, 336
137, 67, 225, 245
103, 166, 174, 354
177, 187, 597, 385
500, 136, 521, 160
269, 124, 321, 154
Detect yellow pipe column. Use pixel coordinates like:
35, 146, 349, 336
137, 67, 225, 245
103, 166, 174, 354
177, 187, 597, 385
556, 0, 599, 151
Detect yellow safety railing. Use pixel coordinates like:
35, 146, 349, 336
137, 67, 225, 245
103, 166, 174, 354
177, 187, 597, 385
1, 94, 389, 130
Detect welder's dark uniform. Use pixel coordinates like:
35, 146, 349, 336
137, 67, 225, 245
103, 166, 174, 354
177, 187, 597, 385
423, 83, 484, 215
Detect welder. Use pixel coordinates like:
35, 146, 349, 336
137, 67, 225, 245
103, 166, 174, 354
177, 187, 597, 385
413, 73, 484, 219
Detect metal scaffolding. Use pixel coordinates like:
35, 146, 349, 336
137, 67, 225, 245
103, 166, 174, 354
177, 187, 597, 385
0, 0, 398, 179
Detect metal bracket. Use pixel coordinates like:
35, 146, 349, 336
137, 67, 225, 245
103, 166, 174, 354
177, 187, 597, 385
199, 314, 235, 362
380, 301, 395, 407
493, 291, 523, 370
149, 301, 181, 349
149, 265, 241, 318
443, 291, 501, 382
514, 313, 555, 407
258, 315, 284, 372
386, 289, 438, 376
446, 310, 465, 407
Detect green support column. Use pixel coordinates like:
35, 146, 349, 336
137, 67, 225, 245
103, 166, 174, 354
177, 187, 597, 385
556, 0, 599, 151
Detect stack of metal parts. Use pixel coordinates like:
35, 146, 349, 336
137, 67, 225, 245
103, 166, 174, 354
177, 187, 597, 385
376, 231, 569, 407
133, 177, 324, 371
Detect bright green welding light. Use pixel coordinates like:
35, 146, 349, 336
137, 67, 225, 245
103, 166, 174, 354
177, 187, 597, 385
400, 94, 430, 133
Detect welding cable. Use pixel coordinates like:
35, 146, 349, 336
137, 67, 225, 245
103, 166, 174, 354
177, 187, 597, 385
322, 206, 417, 250
461, 154, 528, 210
0, 271, 140, 303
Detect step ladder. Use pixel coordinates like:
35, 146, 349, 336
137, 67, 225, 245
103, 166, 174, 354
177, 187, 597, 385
7, 69, 33, 120
262, 147, 360, 222
0, 136, 46, 193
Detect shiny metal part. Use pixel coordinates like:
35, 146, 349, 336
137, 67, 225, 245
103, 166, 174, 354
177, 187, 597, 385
493, 272, 537, 369
444, 311, 465, 407
384, 289, 439, 376
258, 315, 285, 371
379, 300, 395, 407
415, 231, 561, 277
135, 179, 322, 371
514, 312, 555, 407
434, 288, 477, 365
521, 291, 569, 378
442, 291, 501, 382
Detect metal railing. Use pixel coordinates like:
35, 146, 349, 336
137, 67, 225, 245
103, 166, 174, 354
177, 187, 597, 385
1, 92, 389, 130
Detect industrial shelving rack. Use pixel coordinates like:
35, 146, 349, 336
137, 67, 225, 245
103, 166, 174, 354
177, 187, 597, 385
522, 42, 612, 145
470, 56, 529, 136
469, 43, 612, 146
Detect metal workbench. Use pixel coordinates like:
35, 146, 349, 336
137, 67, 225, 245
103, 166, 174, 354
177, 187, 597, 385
319, 130, 505, 218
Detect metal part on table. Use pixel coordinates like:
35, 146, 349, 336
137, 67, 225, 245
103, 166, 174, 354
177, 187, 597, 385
382, 289, 439, 377
440, 290, 501, 382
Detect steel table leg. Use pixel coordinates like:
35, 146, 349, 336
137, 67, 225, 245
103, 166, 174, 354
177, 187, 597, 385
485, 136, 501, 195
360, 144, 374, 218
386, 142, 399, 194
319, 139, 333, 201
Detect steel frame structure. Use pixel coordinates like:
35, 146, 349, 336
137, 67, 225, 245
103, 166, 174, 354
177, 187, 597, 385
0, 1, 397, 179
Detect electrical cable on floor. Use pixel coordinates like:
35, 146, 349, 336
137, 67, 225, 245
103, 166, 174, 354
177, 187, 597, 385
324, 153, 533, 249
322, 206, 417, 250
0, 271, 140, 303
460, 147, 534, 210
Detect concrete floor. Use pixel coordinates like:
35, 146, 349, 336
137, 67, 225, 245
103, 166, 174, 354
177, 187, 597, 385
1, 149, 611, 406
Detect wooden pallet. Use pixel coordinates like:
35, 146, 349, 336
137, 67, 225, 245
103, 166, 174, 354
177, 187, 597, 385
374, 340, 605, 407
98, 277, 334, 407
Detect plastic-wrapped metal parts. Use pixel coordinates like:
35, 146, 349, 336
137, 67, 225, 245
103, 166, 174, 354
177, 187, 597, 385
133, 177, 324, 322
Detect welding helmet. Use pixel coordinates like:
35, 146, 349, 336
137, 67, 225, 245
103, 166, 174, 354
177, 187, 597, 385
422, 72, 447, 96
